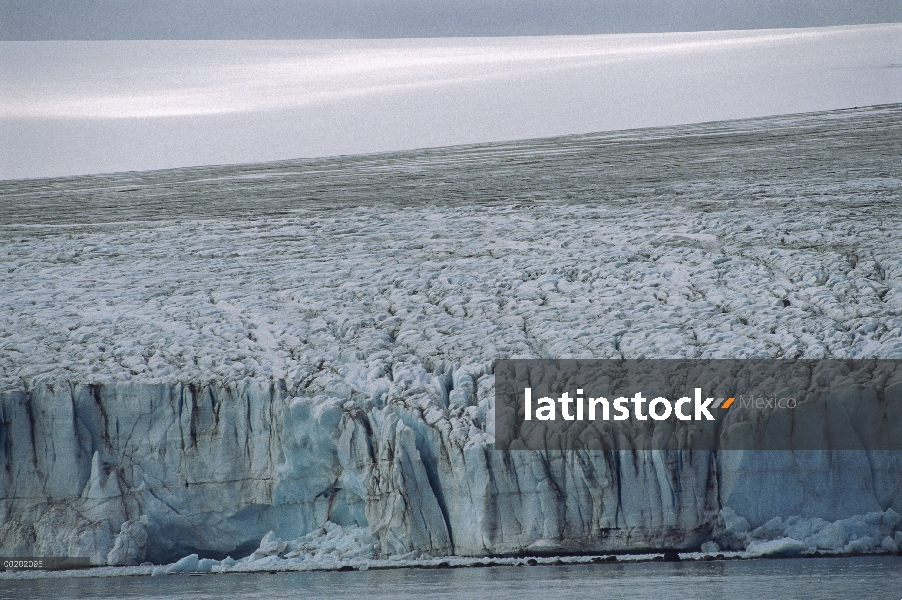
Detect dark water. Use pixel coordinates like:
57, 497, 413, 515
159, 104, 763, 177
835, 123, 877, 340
2, 556, 900, 600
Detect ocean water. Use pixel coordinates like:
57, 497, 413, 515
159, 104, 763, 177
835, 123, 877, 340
2, 556, 900, 600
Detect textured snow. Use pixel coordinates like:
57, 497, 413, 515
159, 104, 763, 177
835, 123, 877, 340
2, 105, 901, 389
1, 105, 902, 567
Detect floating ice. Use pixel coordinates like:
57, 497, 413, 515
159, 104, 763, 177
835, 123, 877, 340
710, 509, 902, 556
166, 554, 199, 574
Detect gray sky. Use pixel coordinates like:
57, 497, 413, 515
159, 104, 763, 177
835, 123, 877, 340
3, 0, 901, 40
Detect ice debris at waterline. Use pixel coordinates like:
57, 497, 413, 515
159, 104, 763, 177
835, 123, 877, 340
2, 105, 902, 566
150, 510, 902, 574
11, 510, 898, 577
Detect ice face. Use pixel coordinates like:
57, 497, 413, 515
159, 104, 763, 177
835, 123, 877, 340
1, 105, 901, 565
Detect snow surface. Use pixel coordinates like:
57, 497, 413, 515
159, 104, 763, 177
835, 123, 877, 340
3, 24, 902, 179
2, 104, 901, 389
1, 105, 902, 569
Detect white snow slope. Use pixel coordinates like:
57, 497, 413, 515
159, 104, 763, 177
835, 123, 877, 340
3, 24, 902, 179
1, 105, 902, 567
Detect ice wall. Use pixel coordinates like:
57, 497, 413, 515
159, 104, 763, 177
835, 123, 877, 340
2, 378, 901, 565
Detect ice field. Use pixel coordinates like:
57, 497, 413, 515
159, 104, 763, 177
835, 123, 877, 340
1, 104, 902, 567
3, 104, 902, 388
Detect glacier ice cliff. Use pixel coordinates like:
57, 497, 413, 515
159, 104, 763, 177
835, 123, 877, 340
3, 379, 902, 565
2, 105, 902, 565
0, 379, 710, 563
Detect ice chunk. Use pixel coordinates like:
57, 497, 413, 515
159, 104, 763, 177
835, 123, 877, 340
166, 554, 199, 574
196, 558, 218, 573
746, 538, 807, 557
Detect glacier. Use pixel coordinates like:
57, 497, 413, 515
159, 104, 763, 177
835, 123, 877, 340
1, 104, 902, 568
